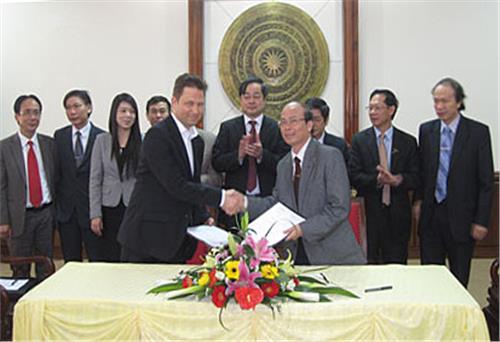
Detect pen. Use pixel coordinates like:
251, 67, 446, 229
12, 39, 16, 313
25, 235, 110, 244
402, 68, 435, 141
364, 285, 393, 293
11, 279, 18, 286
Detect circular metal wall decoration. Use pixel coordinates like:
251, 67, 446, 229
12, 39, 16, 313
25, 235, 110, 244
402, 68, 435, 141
219, 2, 329, 119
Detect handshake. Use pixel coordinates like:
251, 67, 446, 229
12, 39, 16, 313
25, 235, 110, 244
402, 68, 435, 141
221, 189, 246, 216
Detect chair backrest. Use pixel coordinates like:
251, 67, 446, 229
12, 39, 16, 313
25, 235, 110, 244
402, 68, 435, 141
348, 197, 367, 256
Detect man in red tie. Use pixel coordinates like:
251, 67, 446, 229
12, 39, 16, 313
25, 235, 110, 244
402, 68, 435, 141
0, 95, 57, 278
212, 77, 289, 228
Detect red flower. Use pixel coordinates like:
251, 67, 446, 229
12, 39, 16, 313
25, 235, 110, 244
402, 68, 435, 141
260, 281, 280, 298
209, 268, 217, 288
212, 285, 227, 308
182, 276, 193, 288
235, 287, 264, 310
293, 277, 300, 286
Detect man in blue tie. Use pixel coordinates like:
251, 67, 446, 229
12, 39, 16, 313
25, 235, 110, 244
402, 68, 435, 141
415, 77, 494, 287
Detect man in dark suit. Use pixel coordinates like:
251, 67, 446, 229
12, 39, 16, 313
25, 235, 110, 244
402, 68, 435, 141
54, 90, 104, 262
305, 97, 350, 165
0, 95, 56, 278
118, 73, 240, 263
349, 89, 419, 264
415, 78, 494, 287
212, 77, 289, 228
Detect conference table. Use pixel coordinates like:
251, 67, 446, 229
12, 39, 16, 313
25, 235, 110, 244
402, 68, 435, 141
13, 262, 489, 340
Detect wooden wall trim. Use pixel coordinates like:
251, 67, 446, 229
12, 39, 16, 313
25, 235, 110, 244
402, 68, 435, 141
188, 0, 204, 77
343, 0, 359, 144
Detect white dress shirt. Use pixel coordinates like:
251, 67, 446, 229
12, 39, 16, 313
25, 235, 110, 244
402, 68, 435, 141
72, 121, 92, 154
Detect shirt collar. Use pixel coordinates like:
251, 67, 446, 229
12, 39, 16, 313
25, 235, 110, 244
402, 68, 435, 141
317, 131, 326, 144
373, 125, 393, 141
291, 137, 312, 162
243, 114, 263, 129
72, 121, 91, 137
18, 131, 39, 147
171, 112, 198, 140
440, 114, 461, 134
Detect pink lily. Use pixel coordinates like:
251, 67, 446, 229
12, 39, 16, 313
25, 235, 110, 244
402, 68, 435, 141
245, 236, 276, 269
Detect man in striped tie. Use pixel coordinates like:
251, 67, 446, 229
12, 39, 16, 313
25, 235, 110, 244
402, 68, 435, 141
415, 77, 494, 287
0, 95, 57, 278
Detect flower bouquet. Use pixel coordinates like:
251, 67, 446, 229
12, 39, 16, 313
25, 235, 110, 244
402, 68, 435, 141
148, 213, 358, 327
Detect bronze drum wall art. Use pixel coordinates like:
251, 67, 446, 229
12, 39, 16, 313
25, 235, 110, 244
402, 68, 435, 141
219, 2, 329, 118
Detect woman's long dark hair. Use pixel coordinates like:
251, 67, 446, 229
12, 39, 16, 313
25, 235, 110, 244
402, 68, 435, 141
108, 93, 141, 179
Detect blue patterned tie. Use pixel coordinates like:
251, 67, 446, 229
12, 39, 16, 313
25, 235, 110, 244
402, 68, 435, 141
435, 127, 453, 203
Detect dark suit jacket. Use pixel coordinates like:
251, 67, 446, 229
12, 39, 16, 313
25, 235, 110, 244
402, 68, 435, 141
0, 133, 56, 237
349, 126, 419, 240
417, 115, 494, 242
54, 123, 104, 228
212, 115, 289, 194
117, 116, 222, 261
323, 132, 350, 165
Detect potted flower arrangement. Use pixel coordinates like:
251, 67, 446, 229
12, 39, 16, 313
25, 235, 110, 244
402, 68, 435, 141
148, 213, 358, 327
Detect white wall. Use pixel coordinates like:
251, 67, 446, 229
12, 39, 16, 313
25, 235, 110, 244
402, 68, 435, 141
1, 0, 498, 168
359, 0, 499, 168
203, 0, 345, 136
0, 0, 188, 137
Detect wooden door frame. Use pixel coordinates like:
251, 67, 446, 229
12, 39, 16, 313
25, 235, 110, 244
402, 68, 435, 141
188, 0, 359, 141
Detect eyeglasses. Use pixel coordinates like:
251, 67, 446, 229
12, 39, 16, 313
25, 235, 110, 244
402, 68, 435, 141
242, 93, 263, 101
19, 109, 41, 117
365, 105, 389, 112
149, 108, 168, 115
278, 118, 305, 127
65, 103, 84, 111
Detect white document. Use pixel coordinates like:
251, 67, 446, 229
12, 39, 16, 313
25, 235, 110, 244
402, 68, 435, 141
248, 202, 305, 246
187, 225, 229, 247
0, 278, 30, 291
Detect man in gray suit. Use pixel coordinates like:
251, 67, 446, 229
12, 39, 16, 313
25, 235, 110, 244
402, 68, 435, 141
0, 95, 56, 278
231, 102, 365, 265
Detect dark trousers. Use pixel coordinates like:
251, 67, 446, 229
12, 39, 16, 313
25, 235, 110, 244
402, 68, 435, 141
366, 204, 409, 264
420, 200, 474, 287
294, 238, 310, 265
99, 201, 125, 262
120, 235, 197, 264
58, 211, 104, 262
8, 205, 53, 279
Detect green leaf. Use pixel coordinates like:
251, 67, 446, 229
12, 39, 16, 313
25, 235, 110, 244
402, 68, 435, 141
297, 274, 327, 285
241, 212, 249, 232
308, 285, 359, 298
243, 244, 255, 258
228, 233, 238, 256
166, 285, 204, 300
147, 282, 183, 294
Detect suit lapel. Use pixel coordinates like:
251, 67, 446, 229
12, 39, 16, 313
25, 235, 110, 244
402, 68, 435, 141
298, 140, 317, 209
428, 120, 441, 179
449, 116, 468, 172
166, 116, 192, 179
8, 135, 26, 184
38, 135, 54, 191
366, 128, 379, 165
281, 153, 297, 211
192, 135, 203, 181
78, 124, 96, 169
390, 128, 401, 172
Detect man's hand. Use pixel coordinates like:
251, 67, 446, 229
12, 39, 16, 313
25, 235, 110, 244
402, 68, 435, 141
90, 217, 103, 237
0, 224, 11, 239
284, 224, 303, 241
222, 189, 245, 215
238, 135, 250, 161
471, 223, 488, 241
205, 217, 215, 226
376, 165, 402, 187
245, 132, 263, 160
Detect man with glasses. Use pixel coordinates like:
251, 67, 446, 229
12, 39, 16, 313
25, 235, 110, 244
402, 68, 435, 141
228, 102, 365, 265
0, 95, 57, 278
349, 89, 419, 264
212, 76, 288, 228
305, 97, 350, 165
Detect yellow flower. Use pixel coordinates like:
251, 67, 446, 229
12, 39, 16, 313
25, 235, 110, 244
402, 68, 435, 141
225, 260, 240, 280
198, 272, 210, 287
261, 264, 279, 279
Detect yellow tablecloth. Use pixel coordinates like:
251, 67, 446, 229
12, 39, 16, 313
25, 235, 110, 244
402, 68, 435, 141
13, 262, 489, 341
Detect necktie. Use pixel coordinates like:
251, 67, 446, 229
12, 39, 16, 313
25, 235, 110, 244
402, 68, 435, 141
74, 131, 84, 167
185, 131, 194, 176
293, 157, 301, 208
435, 127, 453, 203
378, 133, 390, 205
27, 141, 42, 208
246, 120, 257, 192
